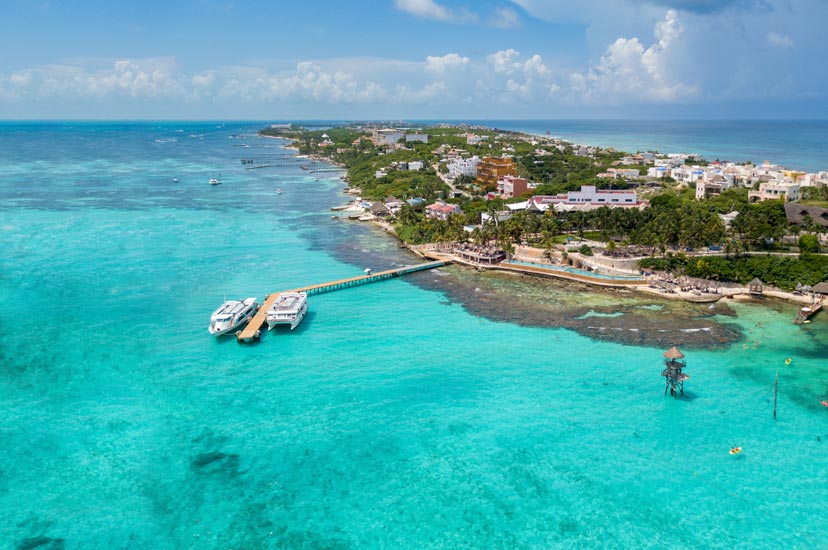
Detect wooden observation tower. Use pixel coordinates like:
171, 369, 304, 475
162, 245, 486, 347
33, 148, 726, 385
661, 346, 689, 398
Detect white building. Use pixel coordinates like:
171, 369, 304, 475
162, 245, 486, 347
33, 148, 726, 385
426, 201, 463, 220
466, 134, 487, 145
654, 157, 685, 168
405, 133, 429, 144
372, 128, 405, 146
507, 186, 643, 213
562, 185, 638, 206
406, 161, 424, 171
648, 166, 671, 179
748, 182, 801, 202
447, 156, 480, 179
696, 180, 725, 200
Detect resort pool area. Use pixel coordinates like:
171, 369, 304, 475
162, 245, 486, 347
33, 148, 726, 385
507, 260, 645, 281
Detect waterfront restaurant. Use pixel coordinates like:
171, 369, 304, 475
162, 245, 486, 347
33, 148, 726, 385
454, 244, 506, 265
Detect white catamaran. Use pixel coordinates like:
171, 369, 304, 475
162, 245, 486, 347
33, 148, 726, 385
266, 292, 308, 331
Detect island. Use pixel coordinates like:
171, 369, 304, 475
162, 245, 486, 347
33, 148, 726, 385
259, 122, 828, 308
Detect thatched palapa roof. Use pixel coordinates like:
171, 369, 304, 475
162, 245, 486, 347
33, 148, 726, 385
784, 202, 828, 227
663, 346, 685, 359
812, 282, 828, 295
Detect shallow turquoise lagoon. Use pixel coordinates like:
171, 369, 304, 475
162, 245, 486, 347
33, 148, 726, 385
1, 123, 827, 548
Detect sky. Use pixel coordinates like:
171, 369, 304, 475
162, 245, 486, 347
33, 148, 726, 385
1, 0, 827, 119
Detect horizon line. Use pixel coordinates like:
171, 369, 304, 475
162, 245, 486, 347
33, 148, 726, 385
2, 117, 828, 123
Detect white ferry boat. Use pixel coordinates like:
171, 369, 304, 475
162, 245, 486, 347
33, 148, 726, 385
209, 177, 221, 185
208, 297, 259, 336
266, 292, 308, 331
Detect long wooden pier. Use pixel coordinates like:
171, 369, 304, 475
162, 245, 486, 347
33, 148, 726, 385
236, 260, 448, 343
240, 154, 332, 171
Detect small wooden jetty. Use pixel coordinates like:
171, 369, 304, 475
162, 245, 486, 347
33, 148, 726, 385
236, 260, 448, 343
661, 346, 689, 398
794, 302, 823, 324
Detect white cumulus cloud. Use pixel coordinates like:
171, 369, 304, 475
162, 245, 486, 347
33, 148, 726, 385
491, 7, 521, 28
394, 0, 478, 23
488, 49, 522, 74
570, 10, 694, 102
425, 53, 470, 74
767, 31, 793, 48
483, 49, 557, 100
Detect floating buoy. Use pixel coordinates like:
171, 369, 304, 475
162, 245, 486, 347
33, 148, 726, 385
785, 358, 792, 365
729, 446, 743, 455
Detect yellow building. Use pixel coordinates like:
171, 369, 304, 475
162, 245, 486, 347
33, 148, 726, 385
475, 156, 517, 188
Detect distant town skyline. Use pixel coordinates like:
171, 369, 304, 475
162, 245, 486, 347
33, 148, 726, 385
1, 0, 827, 119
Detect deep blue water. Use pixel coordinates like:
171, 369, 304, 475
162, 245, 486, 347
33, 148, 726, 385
1, 121, 828, 548
438, 120, 827, 174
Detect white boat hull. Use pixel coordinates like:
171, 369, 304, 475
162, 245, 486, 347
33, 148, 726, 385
209, 310, 255, 335
266, 297, 308, 331
208, 298, 258, 336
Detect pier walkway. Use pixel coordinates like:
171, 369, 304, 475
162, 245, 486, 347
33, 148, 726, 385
236, 260, 448, 342
241, 154, 323, 171
794, 301, 823, 324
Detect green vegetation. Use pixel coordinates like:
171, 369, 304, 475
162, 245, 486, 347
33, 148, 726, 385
799, 234, 820, 254
260, 123, 828, 288
640, 253, 828, 291
800, 186, 828, 208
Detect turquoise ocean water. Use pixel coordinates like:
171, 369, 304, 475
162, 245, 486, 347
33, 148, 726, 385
2, 122, 828, 548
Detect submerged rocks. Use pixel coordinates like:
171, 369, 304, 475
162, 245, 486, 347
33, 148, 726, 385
190, 451, 241, 477
413, 268, 743, 349
16, 537, 65, 550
